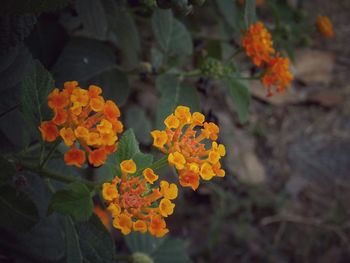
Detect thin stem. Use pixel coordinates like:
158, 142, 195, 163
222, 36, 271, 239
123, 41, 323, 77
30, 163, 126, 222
21, 162, 97, 190
179, 69, 202, 78
149, 156, 169, 171
39, 140, 61, 169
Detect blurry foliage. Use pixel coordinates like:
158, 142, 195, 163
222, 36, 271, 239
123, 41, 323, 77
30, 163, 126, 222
0, 0, 344, 262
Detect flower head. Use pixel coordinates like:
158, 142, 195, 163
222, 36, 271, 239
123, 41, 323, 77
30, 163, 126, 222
316, 15, 334, 38
39, 82, 123, 167
262, 55, 293, 96
102, 160, 176, 237
242, 21, 275, 66
151, 106, 226, 190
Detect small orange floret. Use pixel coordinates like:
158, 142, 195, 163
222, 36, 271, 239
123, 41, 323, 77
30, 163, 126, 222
64, 147, 85, 167
93, 205, 111, 230
149, 215, 169, 238
88, 148, 107, 167
316, 15, 334, 38
104, 100, 120, 120
242, 21, 275, 66
39, 121, 59, 142
262, 55, 293, 96
143, 168, 159, 184
179, 170, 200, 190
48, 88, 69, 109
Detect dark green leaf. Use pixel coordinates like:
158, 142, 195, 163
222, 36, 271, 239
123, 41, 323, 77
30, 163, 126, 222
216, 0, 240, 32
115, 129, 140, 165
126, 105, 152, 145
76, 214, 116, 263
1, 0, 72, 15
21, 59, 54, 131
152, 10, 193, 58
226, 78, 250, 123
0, 185, 39, 231
84, 67, 130, 106
105, 0, 140, 69
52, 38, 116, 85
178, 83, 200, 112
75, 0, 108, 40
64, 216, 83, 263
155, 74, 181, 129
0, 156, 16, 186
49, 182, 93, 222
244, 0, 256, 28
134, 152, 153, 171
0, 15, 37, 52
125, 233, 192, 263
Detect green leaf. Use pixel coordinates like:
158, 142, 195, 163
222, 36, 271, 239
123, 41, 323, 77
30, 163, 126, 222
125, 233, 192, 263
1, 0, 72, 15
116, 129, 140, 164
155, 74, 181, 129
104, 0, 140, 69
76, 214, 116, 263
21, 59, 54, 130
0, 156, 16, 186
178, 83, 201, 112
0, 15, 37, 52
0, 185, 39, 232
64, 216, 83, 263
151, 47, 164, 71
152, 10, 193, 58
52, 38, 116, 85
49, 182, 93, 222
134, 152, 153, 171
126, 105, 152, 145
75, 0, 108, 41
244, 0, 256, 28
226, 78, 250, 123
85, 67, 130, 106
215, 0, 240, 32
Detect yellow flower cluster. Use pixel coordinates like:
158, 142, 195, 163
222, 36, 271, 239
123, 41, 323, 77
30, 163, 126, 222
151, 106, 226, 190
39, 81, 123, 167
102, 159, 178, 237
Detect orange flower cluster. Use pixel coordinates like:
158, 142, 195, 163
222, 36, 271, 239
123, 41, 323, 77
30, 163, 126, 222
102, 160, 178, 237
316, 15, 334, 38
151, 106, 226, 191
39, 81, 123, 167
241, 22, 293, 96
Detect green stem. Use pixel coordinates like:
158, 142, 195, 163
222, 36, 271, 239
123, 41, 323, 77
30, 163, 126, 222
179, 69, 202, 79
149, 156, 169, 171
21, 162, 97, 190
39, 140, 61, 169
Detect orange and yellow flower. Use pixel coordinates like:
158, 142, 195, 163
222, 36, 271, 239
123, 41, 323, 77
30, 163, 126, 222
262, 55, 294, 96
316, 15, 334, 38
151, 106, 226, 190
102, 159, 177, 237
39, 81, 123, 167
241, 21, 275, 67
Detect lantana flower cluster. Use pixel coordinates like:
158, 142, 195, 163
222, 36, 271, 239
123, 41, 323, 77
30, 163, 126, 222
102, 160, 178, 237
242, 21, 293, 96
39, 81, 123, 167
151, 106, 226, 191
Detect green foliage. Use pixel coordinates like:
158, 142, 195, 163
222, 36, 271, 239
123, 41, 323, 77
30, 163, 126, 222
49, 182, 93, 222
75, 214, 117, 263
215, 0, 240, 32
0, 157, 16, 186
152, 9, 193, 60
125, 232, 192, 263
126, 105, 152, 145
64, 216, 83, 263
0, 15, 37, 52
155, 73, 181, 128
225, 77, 250, 123
244, 0, 257, 28
1, 0, 72, 15
75, 0, 108, 41
116, 129, 154, 171
105, 0, 141, 69
21, 59, 54, 130
0, 185, 39, 232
